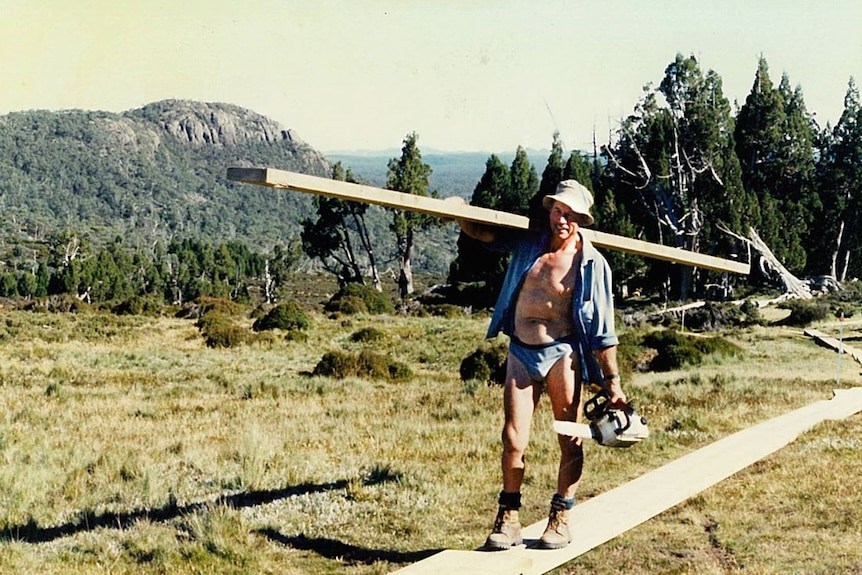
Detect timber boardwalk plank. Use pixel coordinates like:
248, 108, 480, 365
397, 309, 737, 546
392, 388, 862, 574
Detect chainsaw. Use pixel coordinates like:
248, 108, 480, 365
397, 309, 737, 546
552, 390, 649, 448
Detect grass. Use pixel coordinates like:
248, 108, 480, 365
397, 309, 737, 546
0, 306, 860, 574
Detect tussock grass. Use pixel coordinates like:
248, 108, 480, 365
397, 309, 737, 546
0, 307, 860, 574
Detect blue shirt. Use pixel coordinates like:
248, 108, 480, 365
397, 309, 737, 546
485, 229, 618, 386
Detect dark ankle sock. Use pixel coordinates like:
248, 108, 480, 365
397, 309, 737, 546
498, 490, 521, 510
552, 493, 575, 510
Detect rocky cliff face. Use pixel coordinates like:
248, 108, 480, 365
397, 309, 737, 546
124, 99, 330, 173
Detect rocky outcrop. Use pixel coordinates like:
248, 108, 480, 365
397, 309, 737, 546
129, 99, 302, 147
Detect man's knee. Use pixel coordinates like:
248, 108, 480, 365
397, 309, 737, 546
502, 423, 529, 454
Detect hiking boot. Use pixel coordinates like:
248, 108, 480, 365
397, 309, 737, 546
537, 495, 573, 549
484, 507, 523, 550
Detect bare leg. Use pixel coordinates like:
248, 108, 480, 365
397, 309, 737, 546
545, 351, 583, 499
501, 353, 542, 493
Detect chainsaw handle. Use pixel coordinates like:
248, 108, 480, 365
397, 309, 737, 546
612, 407, 633, 433
584, 390, 610, 421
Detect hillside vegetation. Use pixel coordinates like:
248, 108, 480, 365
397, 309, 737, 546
0, 100, 330, 250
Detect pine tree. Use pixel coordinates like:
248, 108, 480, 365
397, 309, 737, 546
816, 78, 862, 279
507, 146, 538, 216
386, 133, 437, 298
603, 54, 749, 299
734, 57, 817, 272
448, 155, 511, 290
529, 132, 566, 228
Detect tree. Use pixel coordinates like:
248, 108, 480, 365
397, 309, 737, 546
449, 155, 511, 290
529, 132, 566, 228
816, 78, 862, 280
301, 162, 383, 290
386, 133, 438, 298
603, 54, 750, 300
507, 146, 539, 216
734, 57, 817, 272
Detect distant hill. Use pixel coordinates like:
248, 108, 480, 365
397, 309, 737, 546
0, 100, 329, 251
0, 100, 493, 275
328, 149, 551, 198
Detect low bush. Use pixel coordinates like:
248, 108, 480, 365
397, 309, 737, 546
252, 300, 310, 332
313, 349, 412, 381
460, 341, 508, 386
682, 302, 747, 331
325, 284, 393, 315
350, 327, 386, 343
778, 299, 831, 327
641, 329, 741, 371
203, 320, 250, 348
325, 295, 367, 315
112, 295, 164, 316
198, 296, 247, 318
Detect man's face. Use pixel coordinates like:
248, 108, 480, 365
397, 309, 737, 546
548, 200, 582, 241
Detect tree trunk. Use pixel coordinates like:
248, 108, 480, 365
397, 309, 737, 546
831, 219, 845, 279
350, 210, 382, 291
721, 225, 810, 299
398, 227, 415, 298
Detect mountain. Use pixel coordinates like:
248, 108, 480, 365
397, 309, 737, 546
0, 100, 330, 253
0, 100, 473, 275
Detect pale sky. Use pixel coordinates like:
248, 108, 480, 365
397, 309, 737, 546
2, 0, 860, 153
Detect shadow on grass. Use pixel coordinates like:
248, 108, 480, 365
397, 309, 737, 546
0, 479, 351, 544
256, 529, 443, 566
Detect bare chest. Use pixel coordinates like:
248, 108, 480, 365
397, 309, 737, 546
515, 252, 577, 323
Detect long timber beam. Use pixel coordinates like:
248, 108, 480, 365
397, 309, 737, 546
227, 167, 750, 275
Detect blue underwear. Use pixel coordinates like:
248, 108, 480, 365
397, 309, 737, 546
508, 335, 577, 381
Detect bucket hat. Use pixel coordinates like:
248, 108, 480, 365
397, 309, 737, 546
542, 180, 595, 226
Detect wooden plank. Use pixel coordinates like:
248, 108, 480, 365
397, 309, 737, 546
804, 328, 862, 365
390, 388, 862, 574
227, 167, 750, 275
393, 550, 531, 575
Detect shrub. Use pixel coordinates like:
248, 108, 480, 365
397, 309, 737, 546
460, 341, 508, 386
312, 350, 411, 381
252, 300, 310, 332
682, 302, 746, 331
739, 299, 765, 326
325, 284, 393, 315
642, 329, 741, 371
112, 294, 164, 316
424, 303, 465, 318
23, 294, 87, 314
201, 317, 250, 348
325, 295, 367, 315
778, 299, 831, 327
350, 327, 386, 343
198, 296, 246, 318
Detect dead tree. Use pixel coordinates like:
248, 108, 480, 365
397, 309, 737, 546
719, 225, 811, 301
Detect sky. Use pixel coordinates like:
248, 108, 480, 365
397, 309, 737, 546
2, 0, 860, 154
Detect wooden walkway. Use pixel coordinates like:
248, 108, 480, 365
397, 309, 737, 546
392, 387, 862, 575
804, 328, 862, 365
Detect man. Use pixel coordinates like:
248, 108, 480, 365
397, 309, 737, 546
456, 180, 627, 550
